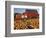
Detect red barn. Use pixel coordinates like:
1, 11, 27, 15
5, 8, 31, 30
15, 9, 39, 20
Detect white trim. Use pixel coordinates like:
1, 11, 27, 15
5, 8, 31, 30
11, 5, 42, 34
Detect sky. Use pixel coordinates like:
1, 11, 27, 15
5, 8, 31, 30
14, 8, 38, 14
14, 8, 26, 13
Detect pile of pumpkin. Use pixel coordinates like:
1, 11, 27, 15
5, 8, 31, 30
14, 18, 39, 30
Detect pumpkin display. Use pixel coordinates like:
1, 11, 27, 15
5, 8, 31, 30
14, 9, 39, 30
